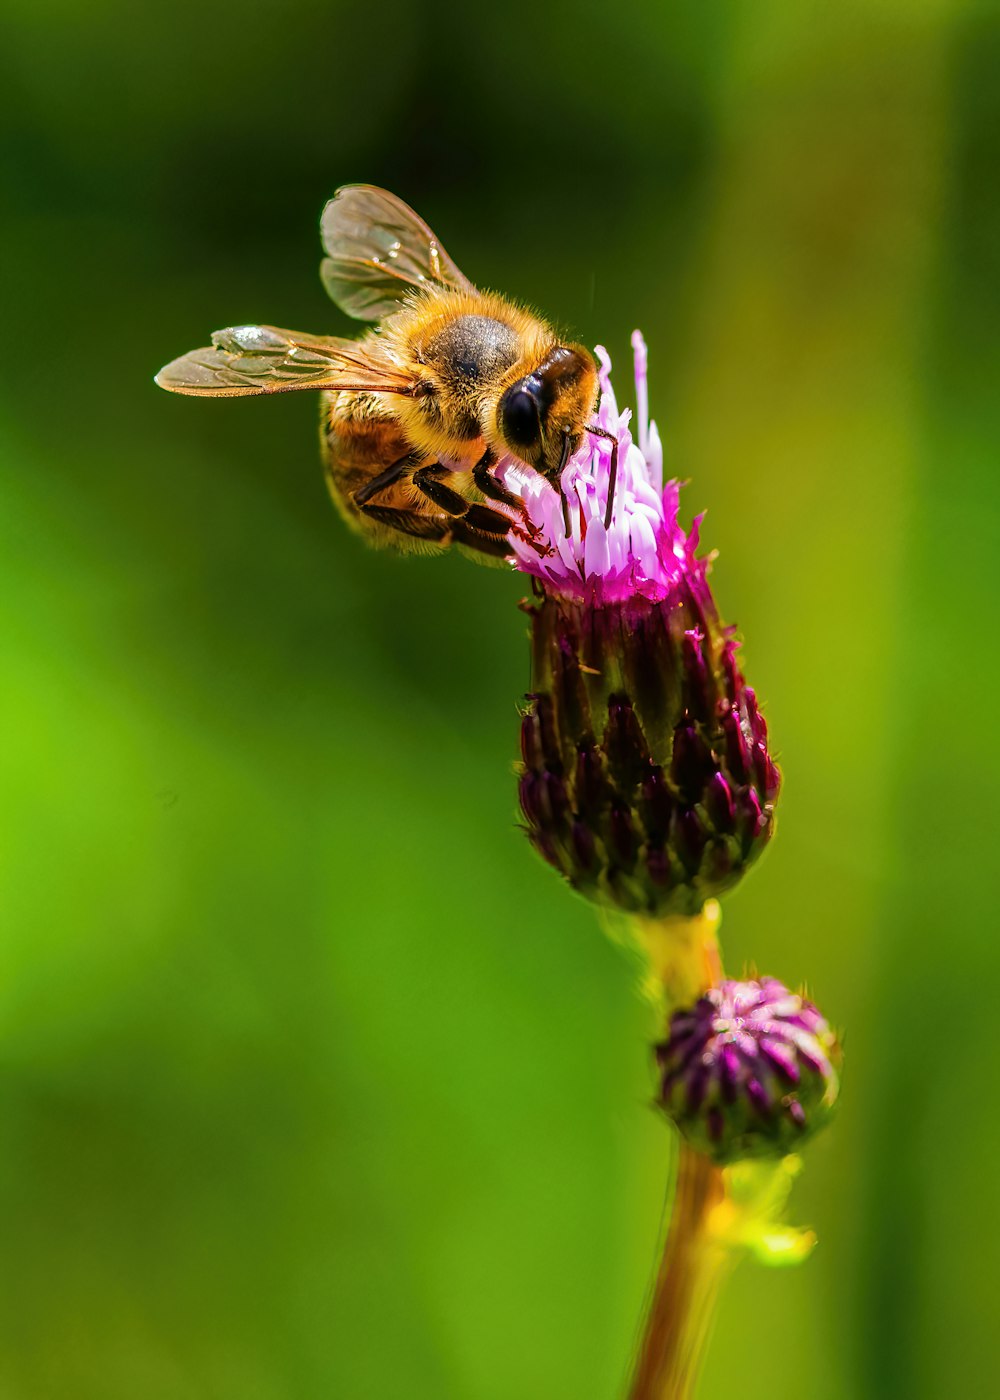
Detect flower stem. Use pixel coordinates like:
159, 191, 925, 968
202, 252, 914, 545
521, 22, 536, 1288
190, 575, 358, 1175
629, 901, 724, 1015
626, 903, 731, 1400
628, 1142, 731, 1400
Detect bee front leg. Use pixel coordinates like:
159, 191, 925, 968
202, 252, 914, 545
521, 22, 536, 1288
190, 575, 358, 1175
471, 450, 545, 544
471, 449, 521, 511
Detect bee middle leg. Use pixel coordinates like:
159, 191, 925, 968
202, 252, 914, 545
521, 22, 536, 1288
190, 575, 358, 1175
412, 463, 551, 558
409, 465, 523, 548
411, 462, 473, 517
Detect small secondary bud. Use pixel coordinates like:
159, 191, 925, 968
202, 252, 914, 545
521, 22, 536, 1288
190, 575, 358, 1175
654, 977, 841, 1164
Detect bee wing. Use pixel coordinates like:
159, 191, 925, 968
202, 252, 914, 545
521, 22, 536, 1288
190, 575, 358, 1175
320, 184, 473, 320
155, 324, 420, 398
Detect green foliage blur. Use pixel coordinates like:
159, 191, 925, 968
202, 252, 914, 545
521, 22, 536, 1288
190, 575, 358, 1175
2, 2, 998, 1396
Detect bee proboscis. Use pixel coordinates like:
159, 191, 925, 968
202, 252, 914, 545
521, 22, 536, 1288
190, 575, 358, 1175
156, 185, 618, 560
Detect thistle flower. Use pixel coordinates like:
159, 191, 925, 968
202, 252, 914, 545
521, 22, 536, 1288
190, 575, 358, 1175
654, 978, 841, 1164
507, 335, 779, 917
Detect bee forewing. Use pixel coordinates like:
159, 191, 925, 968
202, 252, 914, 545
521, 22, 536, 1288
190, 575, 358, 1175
155, 324, 418, 398
320, 184, 472, 320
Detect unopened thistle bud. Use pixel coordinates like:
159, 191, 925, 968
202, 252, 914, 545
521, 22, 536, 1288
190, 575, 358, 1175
505, 334, 779, 917
655, 978, 841, 1164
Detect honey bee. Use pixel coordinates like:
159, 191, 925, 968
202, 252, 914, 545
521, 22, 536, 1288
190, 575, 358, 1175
156, 185, 618, 559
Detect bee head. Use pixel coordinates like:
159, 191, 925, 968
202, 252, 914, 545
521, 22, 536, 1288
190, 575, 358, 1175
496, 345, 599, 481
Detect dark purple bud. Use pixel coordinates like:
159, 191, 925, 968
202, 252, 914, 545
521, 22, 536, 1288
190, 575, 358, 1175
720, 1044, 740, 1104
786, 1099, 807, 1128
640, 767, 674, 843
702, 838, 734, 885
570, 820, 598, 873
681, 630, 712, 722
555, 635, 592, 746
575, 744, 608, 817
761, 1039, 800, 1082
686, 1065, 710, 1114
520, 770, 569, 831
609, 803, 637, 865
541, 772, 569, 826
520, 710, 543, 771
762, 750, 781, 802
790, 1002, 827, 1036
743, 687, 768, 746
527, 827, 561, 870
721, 705, 751, 784
753, 739, 778, 799
655, 977, 841, 1164
737, 786, 765, 854
532, 694, 563, 772
704, 771, 736, 833
671, 806, 707, 876
720, 639, 742, 704
520, 589, 780, 917
746, 1077, 773, 1117
645, 844, 672, 887
670, 724, 714, 803
518, 771, 542, 826
604, 695, 651, 794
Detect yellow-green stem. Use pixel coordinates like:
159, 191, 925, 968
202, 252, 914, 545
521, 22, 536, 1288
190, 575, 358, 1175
629, 901, 724, 1014
627, 904, 731, 1400
628, 1142, 733, 1400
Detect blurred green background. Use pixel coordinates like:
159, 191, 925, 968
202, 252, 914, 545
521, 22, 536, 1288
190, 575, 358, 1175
2, 1, 998, 1396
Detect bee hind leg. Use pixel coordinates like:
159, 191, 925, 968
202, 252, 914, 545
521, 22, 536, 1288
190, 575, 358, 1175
359, 503, 450, 542
449, 519, 515, 560
358, 500, 512, 561
353, 451, 420, 507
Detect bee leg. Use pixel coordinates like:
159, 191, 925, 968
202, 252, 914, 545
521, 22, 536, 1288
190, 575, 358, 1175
359, 503, 450, 542
358, 499, 512, 560
603, 438, 619, 529
462, 502, 516, 537
449, 518, 516, 560
471, 450, 520, 510
411, 463, 473, 517
412, 464, 551, 559
584, 426, 620, 529
472, 451, 544, 542
353, 451, 420, 507
465, 502, 554, 561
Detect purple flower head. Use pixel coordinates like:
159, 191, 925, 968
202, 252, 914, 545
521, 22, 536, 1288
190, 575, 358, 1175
513, 335, 780, 917
655, 978, 842, 1164
501, 333, 710, 607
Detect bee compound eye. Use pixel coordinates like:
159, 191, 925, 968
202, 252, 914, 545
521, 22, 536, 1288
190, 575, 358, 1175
501, 386, 541, 448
